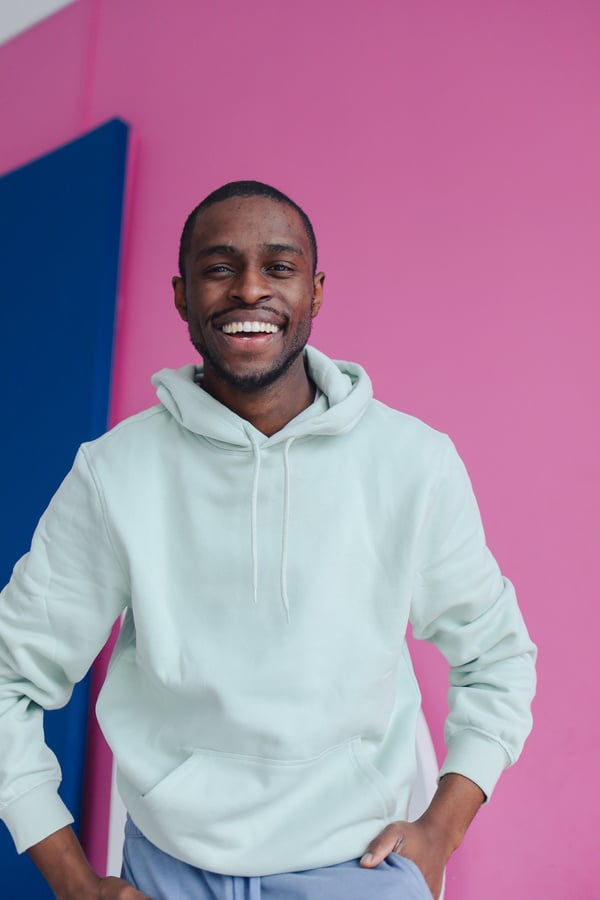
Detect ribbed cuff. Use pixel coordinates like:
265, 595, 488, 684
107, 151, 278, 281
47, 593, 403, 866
439, 729, 510, 802
1, 781, 74, 853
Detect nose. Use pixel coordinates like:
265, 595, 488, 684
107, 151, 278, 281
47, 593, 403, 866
229, 265, 272, 306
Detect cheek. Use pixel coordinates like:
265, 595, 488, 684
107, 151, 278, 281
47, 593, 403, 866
184, 301, 209, 330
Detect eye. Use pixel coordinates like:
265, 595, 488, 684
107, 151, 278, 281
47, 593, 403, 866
266, 263, 294, 273
205, 264, 234, 275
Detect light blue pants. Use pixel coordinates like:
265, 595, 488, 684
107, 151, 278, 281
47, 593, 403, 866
121, 816, 432, 899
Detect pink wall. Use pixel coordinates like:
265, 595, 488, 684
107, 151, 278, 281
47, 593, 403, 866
1, 0, 598, 896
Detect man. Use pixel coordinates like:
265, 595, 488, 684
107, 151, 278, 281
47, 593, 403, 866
0, 181, 536, 899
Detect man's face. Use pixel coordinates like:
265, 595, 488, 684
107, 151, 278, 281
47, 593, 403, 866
173, 196, 324, 394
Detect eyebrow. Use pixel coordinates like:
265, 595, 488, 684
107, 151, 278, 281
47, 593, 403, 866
195, 244, 240, 259
194, 242, 304, 260
259, 242, 304, 257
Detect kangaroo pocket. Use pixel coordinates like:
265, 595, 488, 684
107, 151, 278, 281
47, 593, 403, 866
123, 736, 398, 875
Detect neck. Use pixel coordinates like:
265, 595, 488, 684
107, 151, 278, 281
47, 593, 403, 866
201, 357, 316, 437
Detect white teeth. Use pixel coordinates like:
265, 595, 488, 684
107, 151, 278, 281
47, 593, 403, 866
221, 322, 280, 335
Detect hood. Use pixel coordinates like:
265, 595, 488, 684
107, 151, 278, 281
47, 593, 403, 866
151, 346, 372, 621
151, 345, 372, 447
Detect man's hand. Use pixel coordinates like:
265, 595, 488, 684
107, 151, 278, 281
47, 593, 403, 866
360, 773, 486, 899
74, 876, 151, 900
360, 818, 451, 899
27, 826, 152, 900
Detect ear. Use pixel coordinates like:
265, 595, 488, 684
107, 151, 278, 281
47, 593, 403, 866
311, 272, 325, 318
172, 276, 188, 322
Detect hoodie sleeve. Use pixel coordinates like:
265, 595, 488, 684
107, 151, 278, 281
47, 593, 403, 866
410, 436, 537, 800
0, 447, 129, 852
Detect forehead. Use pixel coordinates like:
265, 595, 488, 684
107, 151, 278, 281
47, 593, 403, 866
190, 196, 310, 255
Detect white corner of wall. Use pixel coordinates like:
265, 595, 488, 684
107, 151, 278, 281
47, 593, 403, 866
0, 0, 78, 47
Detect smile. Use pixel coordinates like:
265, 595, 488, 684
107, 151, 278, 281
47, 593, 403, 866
220, 322, 280, 335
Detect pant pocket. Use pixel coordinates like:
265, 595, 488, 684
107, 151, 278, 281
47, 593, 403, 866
388, 853, 434, 899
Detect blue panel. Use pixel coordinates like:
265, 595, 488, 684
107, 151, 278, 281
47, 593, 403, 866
0, 119, 129, 897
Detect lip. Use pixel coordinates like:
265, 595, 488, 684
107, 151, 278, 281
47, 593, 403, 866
217, 329, 280, 351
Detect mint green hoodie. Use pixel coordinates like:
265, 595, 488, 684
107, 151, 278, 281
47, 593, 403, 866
0, 347, 536, 874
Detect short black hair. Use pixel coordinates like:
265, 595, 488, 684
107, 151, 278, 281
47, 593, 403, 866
177, 180, 318, 279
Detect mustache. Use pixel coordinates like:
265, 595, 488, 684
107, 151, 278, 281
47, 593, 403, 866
210, 304, 287, 328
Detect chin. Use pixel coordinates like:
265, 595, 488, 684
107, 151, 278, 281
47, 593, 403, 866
196, 342, 305, 394
219, 365, 290, 393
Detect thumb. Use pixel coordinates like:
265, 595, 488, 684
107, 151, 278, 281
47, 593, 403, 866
360, 822, 406, 868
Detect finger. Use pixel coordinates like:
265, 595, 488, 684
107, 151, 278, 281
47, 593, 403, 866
98, 875, 153, 898
360, 823, 406, 868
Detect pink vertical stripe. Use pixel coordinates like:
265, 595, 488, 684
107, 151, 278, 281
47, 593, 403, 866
79, 108, 139, 882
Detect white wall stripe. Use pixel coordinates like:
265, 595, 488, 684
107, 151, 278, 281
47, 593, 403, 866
106, 754, 127, 876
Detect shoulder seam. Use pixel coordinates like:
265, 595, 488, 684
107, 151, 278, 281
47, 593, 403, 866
78, 447, 129, 583
84, 404, 167, 449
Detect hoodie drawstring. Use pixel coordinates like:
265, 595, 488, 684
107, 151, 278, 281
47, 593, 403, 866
280, 438, 295, 623
246, 430, 261, 606
245, 431, 295, 620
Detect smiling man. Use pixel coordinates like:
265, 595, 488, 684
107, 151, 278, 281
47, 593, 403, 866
0, 181, 536, 900
172, 190, 324, 436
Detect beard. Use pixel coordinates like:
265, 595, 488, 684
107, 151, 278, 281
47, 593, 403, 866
190, 318, 312, 394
